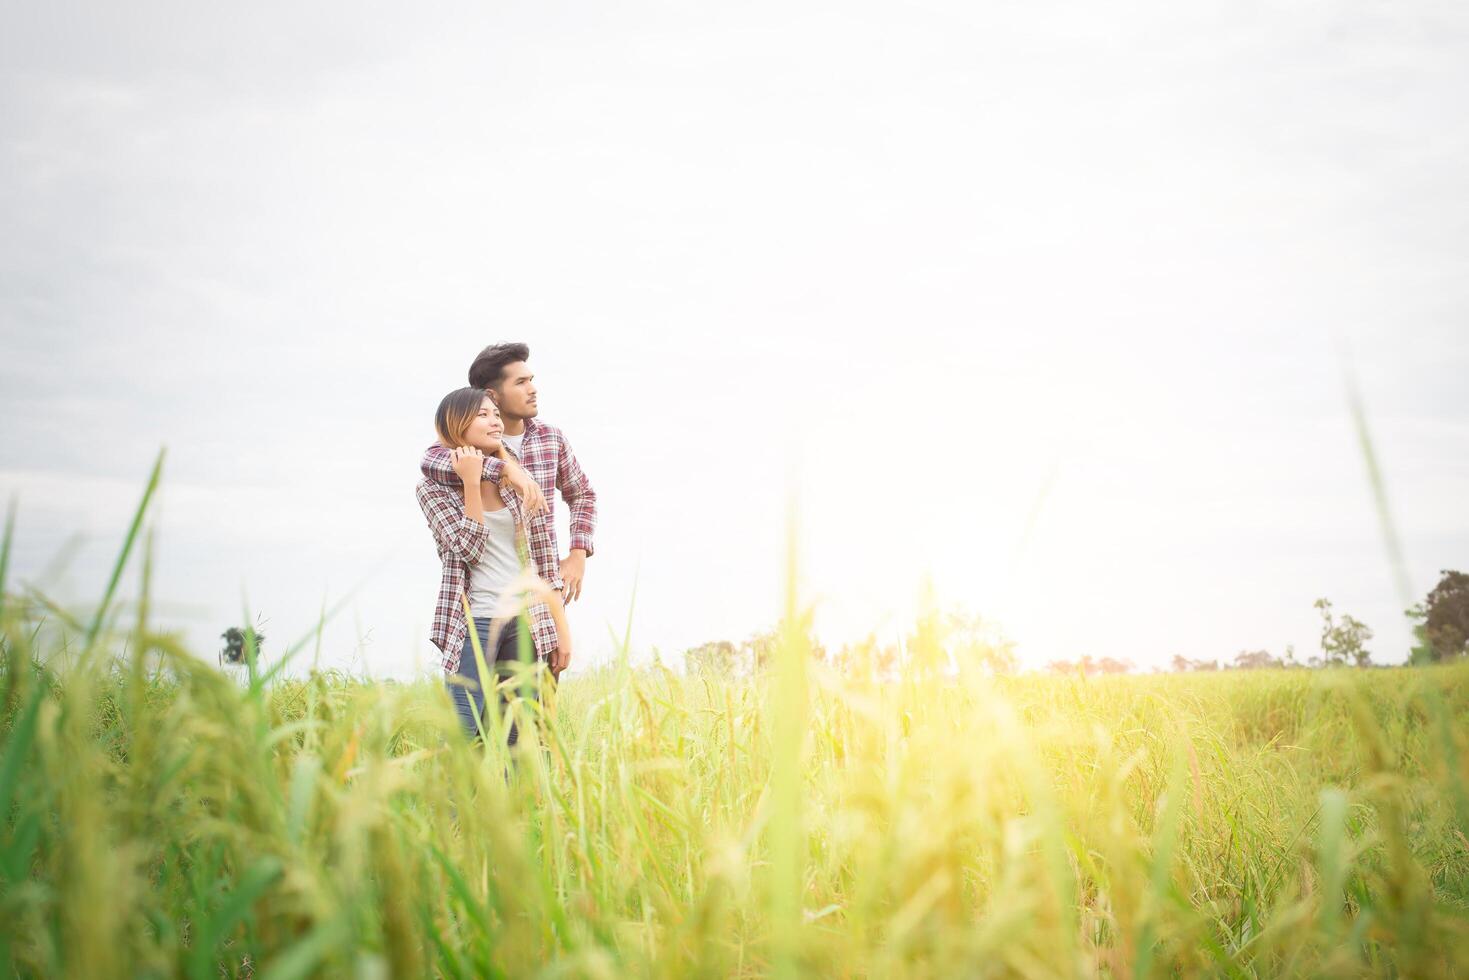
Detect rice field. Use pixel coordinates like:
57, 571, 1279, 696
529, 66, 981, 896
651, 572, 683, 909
2, 482, 1469, 978
3, 606, 1469, 977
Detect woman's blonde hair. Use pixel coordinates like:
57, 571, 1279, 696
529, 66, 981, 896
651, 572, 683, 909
434, 387, 491, 447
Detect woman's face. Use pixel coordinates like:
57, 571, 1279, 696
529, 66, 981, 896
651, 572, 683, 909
461, 396, 504, 453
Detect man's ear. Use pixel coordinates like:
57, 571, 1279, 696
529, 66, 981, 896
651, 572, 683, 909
486, 387, 501, 406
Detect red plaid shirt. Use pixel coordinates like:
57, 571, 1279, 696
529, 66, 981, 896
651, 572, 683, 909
416, 475, 563, 673
421, 417, 597, 559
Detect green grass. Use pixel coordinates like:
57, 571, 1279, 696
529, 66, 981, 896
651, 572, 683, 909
3, 465, 1469, 978
3, 601, 1469, 977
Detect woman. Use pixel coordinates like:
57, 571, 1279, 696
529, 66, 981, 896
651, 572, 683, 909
416, 387, 572, 744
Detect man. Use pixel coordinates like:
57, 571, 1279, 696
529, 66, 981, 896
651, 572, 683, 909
421, 343, 598, 602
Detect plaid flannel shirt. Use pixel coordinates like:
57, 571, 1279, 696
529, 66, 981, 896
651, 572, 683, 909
416, 474, 563, 673
421, 417, 597, 559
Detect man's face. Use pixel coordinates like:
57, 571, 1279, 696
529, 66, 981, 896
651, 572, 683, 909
493, 360, 538, 419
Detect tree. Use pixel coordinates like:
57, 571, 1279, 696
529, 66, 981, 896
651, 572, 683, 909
683, 625, 819, 677
940, 610, 1017, 674
744, 628, 782, 673
1170, 654, 1219, 672
905, 585, 1017, 676
1230, 649, 1284, 670
684, 639, 738, 676
1415, 570, 1469, 662
1046, 655, 1131, 676
1313, 598, 1373, 668
825, 635, 894, 677
1407, 603, 1434, 665
219, 624, 266, 667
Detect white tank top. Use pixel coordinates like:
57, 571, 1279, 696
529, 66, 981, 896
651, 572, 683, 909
466, 508, 524, 618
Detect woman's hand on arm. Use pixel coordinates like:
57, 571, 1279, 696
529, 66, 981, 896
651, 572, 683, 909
452, 446, 485, 484
424, 443, 504, 486
452, 447, 486, 523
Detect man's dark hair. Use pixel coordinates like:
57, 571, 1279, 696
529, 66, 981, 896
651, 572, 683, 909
468, 342, 530, 389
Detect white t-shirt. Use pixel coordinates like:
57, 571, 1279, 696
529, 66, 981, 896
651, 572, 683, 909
466, 508, 524, 618
501, 430, 525, 457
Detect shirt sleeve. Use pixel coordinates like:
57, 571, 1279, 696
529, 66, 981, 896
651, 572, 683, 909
555, 430, 598, 557
416, 482, 490, 564
421, 443, 505, 486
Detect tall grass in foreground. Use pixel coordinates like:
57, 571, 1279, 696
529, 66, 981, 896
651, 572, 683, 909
3, 611, 1469, 977
3, 465, 1469, 978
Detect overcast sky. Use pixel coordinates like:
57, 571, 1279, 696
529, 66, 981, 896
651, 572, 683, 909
2, 0, 1466, 676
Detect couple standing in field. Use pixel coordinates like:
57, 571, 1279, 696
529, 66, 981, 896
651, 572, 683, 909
416, 343, 597, 745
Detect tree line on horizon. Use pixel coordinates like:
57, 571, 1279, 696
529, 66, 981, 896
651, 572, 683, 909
1160, 569, 1469, 674
682, 570, 1469, 678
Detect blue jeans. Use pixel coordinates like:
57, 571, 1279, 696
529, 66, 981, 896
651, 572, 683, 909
446, 616, 537, 745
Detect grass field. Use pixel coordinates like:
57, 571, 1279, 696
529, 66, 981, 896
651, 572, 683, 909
3, 465, 1469, 979
3, 593, 1469, 978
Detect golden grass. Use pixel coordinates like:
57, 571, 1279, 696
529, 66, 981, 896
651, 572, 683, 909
3, 461, 1467, 977
3, 612, 1468, 977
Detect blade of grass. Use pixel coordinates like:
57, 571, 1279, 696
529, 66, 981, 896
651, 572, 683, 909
85, 448, 165, 651
0, 676, 47, 821
0, 497, 15, 622
186, 857, 283, 980
1134, 740, 1188, 979
769, 492, 808, 980
257, 917, 347, 980
1340, 349, 1413, 610
1316, 788, 1349, 938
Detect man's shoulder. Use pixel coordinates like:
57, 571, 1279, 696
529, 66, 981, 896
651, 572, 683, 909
528, 418, 573, 444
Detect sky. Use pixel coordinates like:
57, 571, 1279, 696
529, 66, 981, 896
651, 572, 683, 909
2, 0, 1466, 677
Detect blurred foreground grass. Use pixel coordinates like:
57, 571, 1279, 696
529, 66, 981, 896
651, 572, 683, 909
3, 604, 1468, 977
3, 459, 1469, 978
